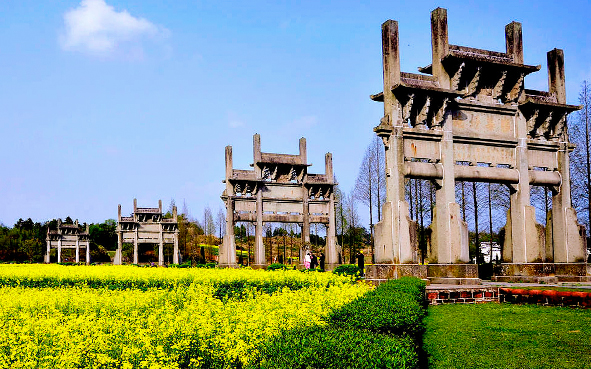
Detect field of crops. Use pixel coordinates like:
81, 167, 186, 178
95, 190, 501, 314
0, 265, 428, 368
0, 265, 370, 368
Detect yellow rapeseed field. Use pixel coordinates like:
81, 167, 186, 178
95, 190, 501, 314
0, 265, 369, 368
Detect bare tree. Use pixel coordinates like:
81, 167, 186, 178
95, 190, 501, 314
203, 206, 215, 239
569, 81, 591, 233
216, 207, 225, 240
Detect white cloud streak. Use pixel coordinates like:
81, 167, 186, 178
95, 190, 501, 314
60, 0, 169, 57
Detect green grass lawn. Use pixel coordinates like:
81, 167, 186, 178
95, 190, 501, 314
424, 303, 591, 369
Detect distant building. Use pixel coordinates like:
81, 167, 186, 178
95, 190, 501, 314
46, 219, 90, 264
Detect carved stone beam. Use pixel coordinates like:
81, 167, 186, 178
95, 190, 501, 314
402, 93, 415, 125
451, 62, 465, 91
505, 73, 524, 103
505, 183, 518, 194
535, 111, 553, 140
492, 70, 507, 100
433, 97, 449, 128
463, 66, 481, 97
551, 111, 568, 140
415, 96, 431, 129
526, 109, 539, 137
431, 179, 442, 190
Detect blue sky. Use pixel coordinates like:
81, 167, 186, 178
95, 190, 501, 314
1, 0, 590, 227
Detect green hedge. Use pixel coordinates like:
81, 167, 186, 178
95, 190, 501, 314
266, 263, 289, 271
332, 264, 360, 277
328, 277, 426, 337
255, 277, 427, 369
252, 326, 418, 369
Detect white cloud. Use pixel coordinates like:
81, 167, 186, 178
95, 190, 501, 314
229, 120, 244, 128
60, 0, 169, 57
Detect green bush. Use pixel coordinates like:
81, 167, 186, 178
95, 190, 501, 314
328, 277, 426, 337
332, 264, 360, 277
253, 326, 418, 369
266, 263, 288, 271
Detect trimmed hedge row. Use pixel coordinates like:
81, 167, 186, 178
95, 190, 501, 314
254, 327, 418, 369
253, 277, 427, 369
328, 277, 426, 337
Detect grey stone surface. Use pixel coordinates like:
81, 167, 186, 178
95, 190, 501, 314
115, 199, 179, 265
46, 219, 90, 264
220, 134, 338, 268
370, 7, 586, 279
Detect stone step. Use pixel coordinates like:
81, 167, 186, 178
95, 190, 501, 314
556, 275, 591, 282
491, 275, 558, 284
428, 277, 482, 285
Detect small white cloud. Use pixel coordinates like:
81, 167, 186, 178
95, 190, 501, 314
60, 0, 169, 57
229, 120, 244, 128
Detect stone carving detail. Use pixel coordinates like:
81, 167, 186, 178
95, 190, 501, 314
464, 66, 481, 97
451, 62, 465, 90
492, 71, 507, 100
415, 96, 431, 129
506, 73, 524, 102
402, 94, 415, 125
433, 98, 449, 127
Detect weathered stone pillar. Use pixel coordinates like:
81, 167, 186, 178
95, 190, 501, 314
158, 226, 164, 266
254, 189, 265, 266
75, 238, 80, 263
85, 242, 90, 265
133, 228, 138, 265
221, 198, 237, 266
548, 48, 586, 262
45, 239, 50, 263
374, 19, 413, 264
431, 118, 468, 263
172, 206, 179, 264
505, 21, 523, 64
116, 231, 122, 265
509, 112, 535, 263
220, 145, 237, 267
431, 8, 450, 89
325, 153, 338, 267
173, 233, 179, 264
57, 238, 62, 263
302, 188, 310, 246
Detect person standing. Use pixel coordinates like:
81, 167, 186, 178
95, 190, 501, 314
319, 252, 325, 271
304, 252, 311, 269
356, 251, 365, 277
311, 253, 318, 270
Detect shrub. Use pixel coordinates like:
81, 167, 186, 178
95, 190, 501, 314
332, 264, 360, 277
253, 326, 418, 369
266, 263, 288, 271
328, 277, 426, 337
